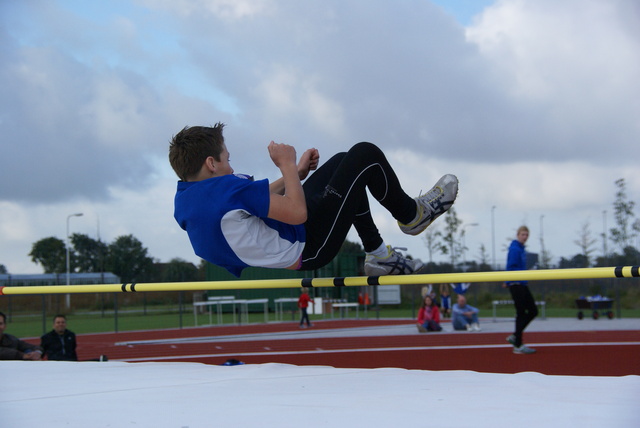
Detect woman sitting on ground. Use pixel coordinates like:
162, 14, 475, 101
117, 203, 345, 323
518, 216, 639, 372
417, 295, 442, 332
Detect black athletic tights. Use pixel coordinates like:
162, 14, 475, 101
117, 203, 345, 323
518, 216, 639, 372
509, 284, 539, 347
299, 142, 416, 271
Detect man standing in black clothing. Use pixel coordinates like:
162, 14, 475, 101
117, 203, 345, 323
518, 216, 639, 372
40, 314, 78, 361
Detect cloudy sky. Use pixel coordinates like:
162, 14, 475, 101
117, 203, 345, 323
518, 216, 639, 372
1, 0, 638, 274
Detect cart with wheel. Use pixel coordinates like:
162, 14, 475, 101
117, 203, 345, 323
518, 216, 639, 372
575, 297, 614, 320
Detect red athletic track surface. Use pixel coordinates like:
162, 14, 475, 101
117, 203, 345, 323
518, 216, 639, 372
44, 320, 639, 377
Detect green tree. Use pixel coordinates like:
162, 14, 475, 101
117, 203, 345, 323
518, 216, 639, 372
29, 237, 67, 273
197, 259, 208, 279
595, 246, 640, 267
477, 243, 492, 271
0, 264, 7, 274
539, 248, 554, 269
559, 254, 590, 268
106, 235, 154, 283
573, 221, 597, 267
340, 240, 364, 253
423, 226, 444, 264
163, 258, 200, 282
441, 208, 463, 270
610, 178, 638, 252
70, 233, 108, 273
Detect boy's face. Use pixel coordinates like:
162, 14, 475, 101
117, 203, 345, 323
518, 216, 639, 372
212, 144, 234, 176
517, 230, 529, 244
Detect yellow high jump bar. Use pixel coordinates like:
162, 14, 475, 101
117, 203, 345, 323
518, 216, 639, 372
0, 266, 638, 295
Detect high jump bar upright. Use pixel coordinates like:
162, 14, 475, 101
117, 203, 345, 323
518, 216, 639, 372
0, 266, 638, 296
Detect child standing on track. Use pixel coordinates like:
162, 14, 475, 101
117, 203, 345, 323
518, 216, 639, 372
298, 287, 314, 328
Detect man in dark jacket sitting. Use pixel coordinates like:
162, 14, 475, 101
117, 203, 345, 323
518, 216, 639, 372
0, 311, 43, 360
40, 314, 78, 361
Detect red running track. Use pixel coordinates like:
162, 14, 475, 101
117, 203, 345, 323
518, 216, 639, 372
73, 320, 640, 377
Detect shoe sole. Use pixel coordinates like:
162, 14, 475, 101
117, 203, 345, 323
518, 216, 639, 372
364, 257, 425, 276
399, 174, 459, 236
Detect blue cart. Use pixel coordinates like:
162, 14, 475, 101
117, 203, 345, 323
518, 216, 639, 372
575, 297, 614, 320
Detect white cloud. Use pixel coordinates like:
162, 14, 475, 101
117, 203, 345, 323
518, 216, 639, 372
1, 0, 638, 274
466, 0, 640, 160
139, 0, 273, 20
0, 202, 32, 242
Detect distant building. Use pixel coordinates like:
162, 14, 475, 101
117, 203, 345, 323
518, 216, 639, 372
0, 272, 120, 287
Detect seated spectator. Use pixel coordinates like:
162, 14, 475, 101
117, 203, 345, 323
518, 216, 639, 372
416, 295, 442, 332
0, 311, 43, 360
439, 284, 451, 318
421, 284, 439, 307
40, 314, 78, 361
452, 282, 470, 295
452, 295, 481, 331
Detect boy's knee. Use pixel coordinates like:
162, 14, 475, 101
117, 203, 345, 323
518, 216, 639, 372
351, 141, 380, 155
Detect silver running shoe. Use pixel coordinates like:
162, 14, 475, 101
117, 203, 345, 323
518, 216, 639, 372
513, 344, 536, 355
364, 246, 424, 276
399, 174, 459, 236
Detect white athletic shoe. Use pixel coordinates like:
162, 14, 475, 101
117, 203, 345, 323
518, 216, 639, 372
513, 344, 536, 355
364, 246, 424, 276
472, 323, 481, 332
399, 174, 459, 236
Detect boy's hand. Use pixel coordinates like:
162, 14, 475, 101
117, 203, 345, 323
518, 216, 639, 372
267, 141, 307, 225
297, 148, 319, 180
268, 141, 297, 169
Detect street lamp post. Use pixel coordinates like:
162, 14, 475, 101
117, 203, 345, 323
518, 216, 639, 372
462, 223, 479, 271
491, 206, 496, 270
602, 210, 607, 262
66, 212, 83, 308
540, 215, 545, 268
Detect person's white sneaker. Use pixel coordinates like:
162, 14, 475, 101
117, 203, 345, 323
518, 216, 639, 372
513, 344, 536, 354
398, 174, 458, 236
364, 246, 424, 276
472, 323, 481, 332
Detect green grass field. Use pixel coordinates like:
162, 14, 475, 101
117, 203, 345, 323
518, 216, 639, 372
4, 304, 639, 339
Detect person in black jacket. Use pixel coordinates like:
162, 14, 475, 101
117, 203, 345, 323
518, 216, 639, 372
0, 311, 43, 360
40, 314, 78, 361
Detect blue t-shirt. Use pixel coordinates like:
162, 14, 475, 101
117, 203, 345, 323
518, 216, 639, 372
506, 239, 527, 286
174, 175, 306, 277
